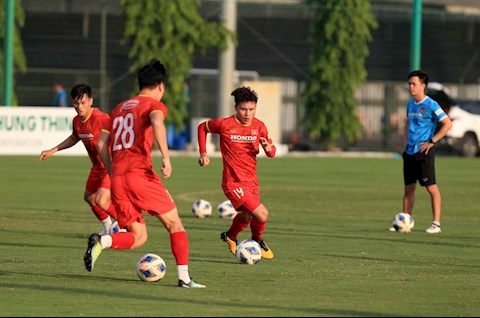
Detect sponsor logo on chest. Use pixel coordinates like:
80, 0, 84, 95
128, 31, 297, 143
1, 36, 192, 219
230, 129, 258, 143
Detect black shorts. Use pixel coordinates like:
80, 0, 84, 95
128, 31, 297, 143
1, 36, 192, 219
403, 149, 436, 187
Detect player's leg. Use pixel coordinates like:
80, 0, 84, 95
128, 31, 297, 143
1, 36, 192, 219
425, 184, 441, 233
221, 211, 251, 255
403, 184, 416, 214
250, 203, 273, 259
220, 187, 252, 255
84, 190, 112, 235
402, 152, 418, 215
421, 151, 442, 233
95, 174, 117, 220
154, 208, 205, 288
95, 186, 122, 233
85, 171, 114, 234
84, 174, 140, 272
83, 221, 140, 272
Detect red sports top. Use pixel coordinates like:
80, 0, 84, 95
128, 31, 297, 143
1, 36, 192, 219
198, 115, 276, 187
105, 96, 168, 176
72, 108, 110, 168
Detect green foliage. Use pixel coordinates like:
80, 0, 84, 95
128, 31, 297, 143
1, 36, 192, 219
119, 0, 235, 129
303, 0, 377, 149
0, 0, 27, 105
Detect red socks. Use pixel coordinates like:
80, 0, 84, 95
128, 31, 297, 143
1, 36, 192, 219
250, 218, 266, 242
170, 231, 189, 265
106, 203, 117, 219
227, 213, 251, 241
91, 204, 109, 221
110, 232, 135, 249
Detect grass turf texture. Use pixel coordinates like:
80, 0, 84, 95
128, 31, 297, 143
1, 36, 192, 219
0, 155, 479, 317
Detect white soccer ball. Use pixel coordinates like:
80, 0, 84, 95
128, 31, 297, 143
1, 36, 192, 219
109, 221, 120, 234
109, 221, 127, 234
392, 212, 415, 233
136, 253, 166, 282
192, 199, 212, 218
236, 239, 262, 265
217, 200, 238, 219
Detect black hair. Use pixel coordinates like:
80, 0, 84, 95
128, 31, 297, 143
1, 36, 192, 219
70, 83, 92, 101
231, 86, 258, 105
138, 59, 167, 90
408, 70, 429, 86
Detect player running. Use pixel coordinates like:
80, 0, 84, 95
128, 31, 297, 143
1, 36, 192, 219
39, 83, 118, 235
197, 86, 276, 259
86, 59, 205, 288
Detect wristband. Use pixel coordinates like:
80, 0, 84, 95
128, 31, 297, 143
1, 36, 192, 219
429, 139, 435, 145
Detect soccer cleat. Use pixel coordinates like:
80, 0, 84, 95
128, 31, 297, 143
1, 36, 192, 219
425, 223, 441, 234
178, 278, 206, 288
220, 232, 237, 255
84, 233, 102, 272
388, 227, 397, 232
257, 240, 274, 259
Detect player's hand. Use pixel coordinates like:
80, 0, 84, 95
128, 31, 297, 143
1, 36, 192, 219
419, 141, 434, 155
260, 137, 272, 153
161, 158, 172, 178
198, 153, 210, 167
38, 149, 54, 161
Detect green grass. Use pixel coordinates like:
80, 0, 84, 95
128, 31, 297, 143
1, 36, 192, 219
1, 155, 479, 317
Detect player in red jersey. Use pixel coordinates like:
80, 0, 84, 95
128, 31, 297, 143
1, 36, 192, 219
86, 59, 205, 288
197, 86, 276, 259
39, 84, 118, 235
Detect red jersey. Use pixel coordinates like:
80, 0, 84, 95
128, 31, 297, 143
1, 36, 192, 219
201, 115, 276, 187
105, 96, 168, 176
72, 108, 110, 168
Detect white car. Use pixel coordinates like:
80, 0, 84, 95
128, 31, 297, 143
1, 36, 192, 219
427, 83, 480, 157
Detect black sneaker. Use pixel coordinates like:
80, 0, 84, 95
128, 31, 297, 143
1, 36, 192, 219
220, 232, 237, 255
84, 233, 102, 272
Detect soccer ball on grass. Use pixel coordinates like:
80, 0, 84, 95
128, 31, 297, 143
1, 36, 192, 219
235, 239, 262, 265
192, 199, 212, 218
217, 200, 238, 219
136, 253, 166, 282
392, 212, 415, 233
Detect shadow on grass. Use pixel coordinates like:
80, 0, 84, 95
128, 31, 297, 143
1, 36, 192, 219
0, 280, 403, 317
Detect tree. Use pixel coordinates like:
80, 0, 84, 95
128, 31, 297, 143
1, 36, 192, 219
303, 0, 377, 150
0, 0, 27, 105
119, 0, 235, 129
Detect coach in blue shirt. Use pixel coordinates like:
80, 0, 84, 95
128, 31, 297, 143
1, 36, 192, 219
400, 70, 452, 234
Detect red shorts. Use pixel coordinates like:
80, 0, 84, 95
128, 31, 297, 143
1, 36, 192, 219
85, 167, 110, 194
222, 184, 261, 214
111, 169, 176, 227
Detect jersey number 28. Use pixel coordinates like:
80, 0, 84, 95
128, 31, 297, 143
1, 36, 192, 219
112, 113, 135, 151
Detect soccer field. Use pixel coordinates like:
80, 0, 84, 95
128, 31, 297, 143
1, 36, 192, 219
0, 155, 479, 317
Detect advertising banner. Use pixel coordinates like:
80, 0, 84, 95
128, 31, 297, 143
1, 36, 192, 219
0, 107, 86, 155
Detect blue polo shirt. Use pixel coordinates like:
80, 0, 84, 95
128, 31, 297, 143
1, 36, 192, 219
405, 95, 447, 155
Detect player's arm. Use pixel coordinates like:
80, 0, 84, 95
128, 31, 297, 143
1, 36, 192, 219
421, 115, 453, 155
38, 134, 79, 161
431, 115, 452, 144
97, 130, 112, 175
197, 121, 210, 167
151, 110, 171, 178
